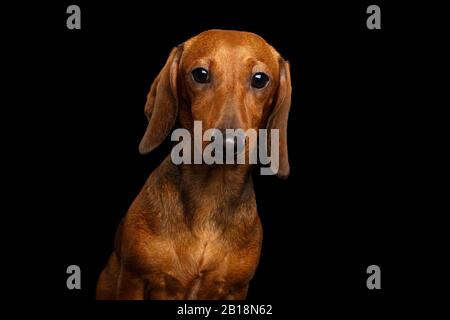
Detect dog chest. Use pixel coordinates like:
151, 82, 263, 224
142, 232, 261, 299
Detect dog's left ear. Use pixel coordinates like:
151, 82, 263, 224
139, 46, 183, 154
267, 58, 292, 179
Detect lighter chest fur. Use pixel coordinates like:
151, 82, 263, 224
121, 211, 262, 299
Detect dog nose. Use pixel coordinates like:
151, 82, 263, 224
221, 129, 246, 155
224, 135, 236, 148
216, 112, 246, 154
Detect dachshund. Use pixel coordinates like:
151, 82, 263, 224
96, 29, 292, 299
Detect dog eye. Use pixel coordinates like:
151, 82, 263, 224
251, 72, 269, 89
192, 68, 210, 84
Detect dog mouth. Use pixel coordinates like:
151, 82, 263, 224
209, 135, 245, 157
184, 122, 259, 164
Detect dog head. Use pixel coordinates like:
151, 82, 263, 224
139, 30, 292, 178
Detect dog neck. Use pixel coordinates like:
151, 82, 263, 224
178, 162, 256, 230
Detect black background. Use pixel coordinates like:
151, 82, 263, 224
7, 0, 441, 318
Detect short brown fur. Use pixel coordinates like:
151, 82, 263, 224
96, 30, 292, 300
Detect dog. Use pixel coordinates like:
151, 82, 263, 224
96, 29, 292, 300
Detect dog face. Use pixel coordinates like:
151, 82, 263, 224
139, 30, 292, 178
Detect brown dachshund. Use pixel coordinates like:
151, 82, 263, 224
96, 30, 292, 300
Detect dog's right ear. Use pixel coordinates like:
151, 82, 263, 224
139, 46, 183, 154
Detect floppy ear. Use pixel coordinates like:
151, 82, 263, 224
139, 46, 182, 154
267, 59, 292, 179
